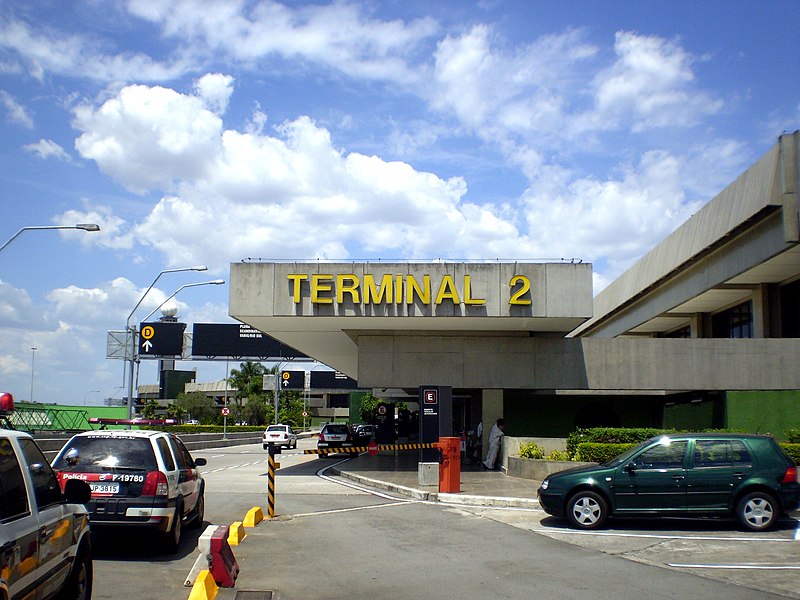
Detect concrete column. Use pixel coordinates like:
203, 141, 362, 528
481, 389, 503, 465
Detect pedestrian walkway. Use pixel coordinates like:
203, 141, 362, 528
329, 450, 542, 508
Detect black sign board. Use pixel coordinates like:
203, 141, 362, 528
139, 322, 186, 358
191, 323, 307, 359
309, 370, 358, 390
419, 386, 452, 461
280, 370, 305, 389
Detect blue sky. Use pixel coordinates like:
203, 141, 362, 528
1, 0, 798, 406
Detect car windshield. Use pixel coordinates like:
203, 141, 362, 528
53, 436, 157, 472
600, 439, 651, 467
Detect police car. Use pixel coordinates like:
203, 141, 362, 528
0, 420, 93, 599
52, 429, 206, 553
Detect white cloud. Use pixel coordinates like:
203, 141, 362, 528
0, 90, 33, 128
73, 84, 223, 192
24, 138, 71, 161
55, 204, 134, 250
591, 31, 723, 132
194, 73, 235, 114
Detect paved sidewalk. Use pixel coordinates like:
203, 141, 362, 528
330, 451, 542, 507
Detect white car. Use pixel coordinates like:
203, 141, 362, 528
52, 429, 206, 553
1, 428, 93, 599
262, 424, 298, 450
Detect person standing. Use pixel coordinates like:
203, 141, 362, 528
483, 418, 505, 470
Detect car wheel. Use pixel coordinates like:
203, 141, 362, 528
263, 444, 268, 450
292, 439, 297, 449
189, 489, 205, 529
56, 541, 92, 600
164, 503, 183, 553
566, 490, 608, 530
737, 491, 778, 531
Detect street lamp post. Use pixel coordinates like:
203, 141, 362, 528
125, 266, 208, 421
0, 223, 100, 253
29, 347, 37, 402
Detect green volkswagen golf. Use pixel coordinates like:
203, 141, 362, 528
537, 433, 800, 531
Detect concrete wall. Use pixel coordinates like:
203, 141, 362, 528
358, 335, 800, 391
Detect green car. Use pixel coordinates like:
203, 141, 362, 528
537, 434, 800, 531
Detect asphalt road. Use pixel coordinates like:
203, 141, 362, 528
90, 440, 798, 600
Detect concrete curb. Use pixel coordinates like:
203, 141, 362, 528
332, 468, 540, 509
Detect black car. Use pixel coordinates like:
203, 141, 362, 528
538, 433, 800, 531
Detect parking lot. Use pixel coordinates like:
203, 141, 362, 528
468, 505, 800, 599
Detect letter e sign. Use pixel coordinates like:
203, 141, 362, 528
424, 389, 438, 404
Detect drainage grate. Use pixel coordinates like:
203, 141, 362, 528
234, 592, 273, 600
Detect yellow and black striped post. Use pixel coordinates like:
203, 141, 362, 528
304, 442, 437, 455
267, 445, 277, 519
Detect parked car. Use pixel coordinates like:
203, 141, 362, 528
52, 430, 206, 552
317, 423, 355, 457
353, 424, 375, 445
262, 424, 298, 449
1, 428, 93, 599
186, 419, 200, 425
538, 433, 800, 531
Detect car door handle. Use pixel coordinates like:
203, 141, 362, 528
672, 475, 685, 481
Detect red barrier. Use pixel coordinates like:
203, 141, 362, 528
209, 525, 240, 587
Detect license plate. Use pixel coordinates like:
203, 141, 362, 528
90, 483, 120, 494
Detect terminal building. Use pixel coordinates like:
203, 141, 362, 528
228, 131, 800, 441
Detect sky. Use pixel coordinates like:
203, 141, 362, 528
1, 0, 798, 407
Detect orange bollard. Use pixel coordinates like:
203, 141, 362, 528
434, 437, 461, 493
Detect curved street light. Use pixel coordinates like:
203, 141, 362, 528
0, 223, 100, 253
140, 280, 226, 322
125, 266, 208, 421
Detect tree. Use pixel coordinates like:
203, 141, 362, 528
359, 392, 382, 423
174, 391, 216, 424
140, 399, 160, 419
228, 362, 270, 405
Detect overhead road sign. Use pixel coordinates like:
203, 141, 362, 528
191, 323, 307, 360
309, 370, 358, 390
138, 321, 186, 358
281, 370, 305, 389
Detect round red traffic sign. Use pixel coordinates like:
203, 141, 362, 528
221, 407, 230, 416
368, 440, 378, 456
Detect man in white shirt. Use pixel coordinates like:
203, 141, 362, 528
483, 418, 505, 470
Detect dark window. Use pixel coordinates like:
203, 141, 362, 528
0, 438, 29, 521
328, 394, 349, 408
157, 437, 176, 471
712, 301, 753, 338
780, 279, 800, 337
168, 437, 194, 469
632, 440, 688, 469
52, 436, 157, 472
19, 438, 63, 510
665, 325, 691, 338
694, 439, 752, 466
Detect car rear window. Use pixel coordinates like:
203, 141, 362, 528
53, 436, 157, 472
324, 425, 350, 435
267, 426, 287, 432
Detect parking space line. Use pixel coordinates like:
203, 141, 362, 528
528, 529, 795, 543
669, 563, 800, 570
795, 525, 800, 541
293, 501, 411, 518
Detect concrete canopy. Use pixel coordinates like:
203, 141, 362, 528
229, 261, 593, 379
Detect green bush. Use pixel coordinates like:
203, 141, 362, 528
574, 442, 637, 463
786, 430, 800, 444
518, 442, 545, 459
566, 428, 667, 459
546, 449, 571, 461
780, 443, 800, 463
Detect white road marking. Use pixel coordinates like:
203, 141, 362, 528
293, 501, 411, 518
528, 529, 794, 543
669, 563, 800, 570
795, 524, 800, 540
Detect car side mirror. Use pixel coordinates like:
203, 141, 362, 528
64, 479, 92, 504
624, 462, 637, 472
194, 457, 207, 467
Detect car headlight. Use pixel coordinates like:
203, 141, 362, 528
541, 479, 549, 490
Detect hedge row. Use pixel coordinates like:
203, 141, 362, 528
573, 441, 800, 464
787, 430, 800, 443
566, 428, 670, 459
